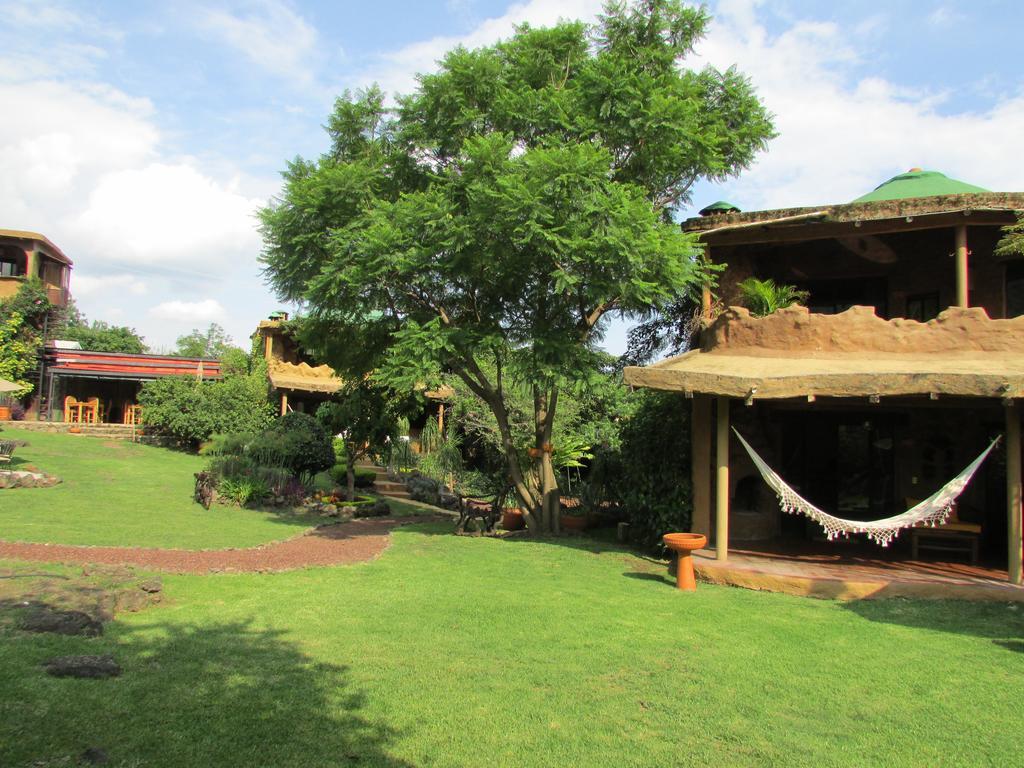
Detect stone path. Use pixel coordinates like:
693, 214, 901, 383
0, 516, 442, 574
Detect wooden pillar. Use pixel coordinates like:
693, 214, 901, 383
437, 403, 444, 434
701, 246, 713, 322
955, 225, 969, 308
691, 395, 712, 536
1007, 402, 1022, 584
715, 396, 730, 561
22, 249, 37, 284
280, 392, 288, 416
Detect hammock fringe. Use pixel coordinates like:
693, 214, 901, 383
732, 429, 1000, 547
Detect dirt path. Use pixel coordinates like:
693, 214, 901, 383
0, 516, 442, 574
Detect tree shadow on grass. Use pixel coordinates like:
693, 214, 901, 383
842, 598, 1024, 652
1, 616, 413, 767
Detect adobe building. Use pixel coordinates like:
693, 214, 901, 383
625, 169, 1024, 590
0, 229, 72, 307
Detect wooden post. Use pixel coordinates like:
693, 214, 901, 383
691, 395, 712, 536
716, 396, 730, 561
280, 392, 288, 416
25, 248, 37, 280
955, 225, 969, 308
437, 403, 444, 434
1007, 401, 1022, 584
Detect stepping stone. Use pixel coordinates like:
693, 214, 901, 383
43, 655, 121, 679
20, 604, 103, 637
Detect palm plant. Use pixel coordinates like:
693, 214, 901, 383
737, 277, 809, 317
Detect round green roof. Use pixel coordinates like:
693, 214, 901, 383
852, 168, 989, 204
699, 200, 741, 216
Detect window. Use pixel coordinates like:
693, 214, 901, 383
1007, 262, 1024, 318
906, 292, 940, 322
0, 247, 26, 278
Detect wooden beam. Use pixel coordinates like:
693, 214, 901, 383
698, 210, 1014, 247
716, 397, 730, 561
955, 224, 969, 308
280, 392, 288, 417
691, 395, 712, 537
1007, 401, 1022, 585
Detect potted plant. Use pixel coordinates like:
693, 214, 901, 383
559, 496, 588, 531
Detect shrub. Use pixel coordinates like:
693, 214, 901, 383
138, 368, 274, 447
616, 390, 692, 549
330, 464, 376, 488
217, 475, 271, 507
255, 412, 335, 481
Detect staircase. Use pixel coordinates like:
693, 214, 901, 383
357, 463, 412, 500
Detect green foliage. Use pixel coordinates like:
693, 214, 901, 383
317, 380, 412, 499
329, 464, 376, 488
58, 302, 147, 353
137, 363, 274, 447
737, 277, 809, 317
217, 475, 271, 507
259, 1, 773, 529
263, 412, 336, 480
175, 322, 237, 359
615, 390, 692, 549
996, 214, 1024, 259
0, 312, 36, 395
0, 279, 56, 396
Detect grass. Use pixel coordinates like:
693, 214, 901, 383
1, 431, 1022, 766
1, 530, 1023, 767
0, 429, 323, 549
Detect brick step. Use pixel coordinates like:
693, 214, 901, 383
377, 489, 412, 500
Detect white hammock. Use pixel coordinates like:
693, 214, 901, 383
732, 429, 1001, 547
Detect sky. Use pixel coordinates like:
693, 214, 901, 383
3, 0, 1024, 354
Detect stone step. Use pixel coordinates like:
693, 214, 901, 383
377, 489, 412, 500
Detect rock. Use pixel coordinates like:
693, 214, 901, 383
80, 747, 109, 764
114, 590, 151, 613
43, 655, 121, 679
20, 605, 103, 637
138, 578, 162, 594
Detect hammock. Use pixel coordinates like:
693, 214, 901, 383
732, 429, 1001, 547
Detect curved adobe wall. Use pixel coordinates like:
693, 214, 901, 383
703, 305, 1024, 356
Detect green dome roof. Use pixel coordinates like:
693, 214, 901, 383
852, 169, 989, 204
699, 200, 741, 216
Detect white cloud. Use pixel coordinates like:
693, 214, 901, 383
72, 163, 262, 269
72, 273, 148, 298
0, 1, 83, 30
687, 2, 1024, 211
149, 299, 226, 322
199, 0, 320, 85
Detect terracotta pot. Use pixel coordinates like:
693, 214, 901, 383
68, 426, 81, 434
501, 508, 525, 531
662, 532, 708, 592
0, 405, 10, 420
561, 513, 588, 532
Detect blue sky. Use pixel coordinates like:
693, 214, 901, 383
2, 0, 1024, 353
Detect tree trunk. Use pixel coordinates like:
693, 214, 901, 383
346, 445, 357, 502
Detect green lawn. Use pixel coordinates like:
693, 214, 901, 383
0, 429, 322, 549
2, 431, 1022, 766
1, 528, 1023, 767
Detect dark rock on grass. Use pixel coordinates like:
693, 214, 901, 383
80, 746, 109, 764
114, 589, 151, 613
43, 655, 121, 679
20, 604, 103, 637
354, 501, 391, 518
138, 578, 162, 594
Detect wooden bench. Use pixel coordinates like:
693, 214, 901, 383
909, 502, 981, 564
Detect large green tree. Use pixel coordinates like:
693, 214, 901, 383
260, 0, 773, 531
175, 323, 236, 359
59, 301, 147, 353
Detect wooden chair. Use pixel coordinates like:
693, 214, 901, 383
0, 440, 15, 464
909, 499, 981, 564
123, 404, 143, 426
64, 395, 83, 423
